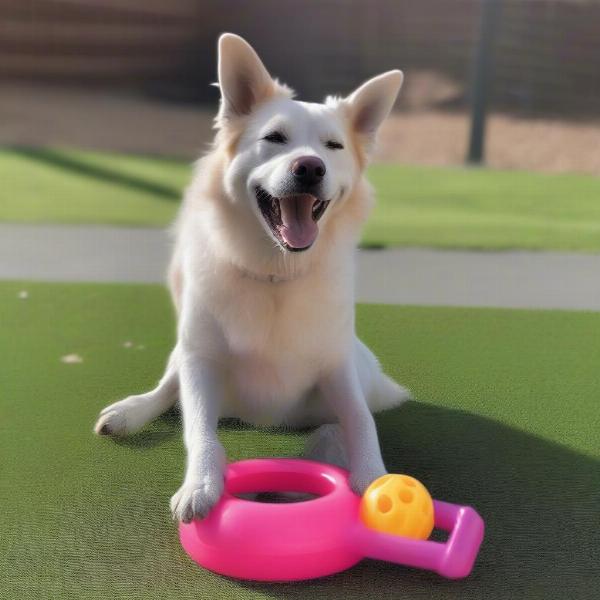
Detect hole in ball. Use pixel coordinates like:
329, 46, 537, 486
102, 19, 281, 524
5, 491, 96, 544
399, 489, 414, 503
371, 474, 394, 491
377, 494, 393, 513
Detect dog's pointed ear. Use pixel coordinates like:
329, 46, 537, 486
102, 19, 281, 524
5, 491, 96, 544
217, 33, 275, 122
344, 70, 403, 142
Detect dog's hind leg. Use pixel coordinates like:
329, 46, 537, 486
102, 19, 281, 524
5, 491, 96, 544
94, 348, 179, 437
303, 424, 348, 469
354, 337, 411, 412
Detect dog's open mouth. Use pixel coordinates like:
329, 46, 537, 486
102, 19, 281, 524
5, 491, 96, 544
256, 186, 329, 251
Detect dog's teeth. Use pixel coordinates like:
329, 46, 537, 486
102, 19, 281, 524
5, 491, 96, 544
272, 199, 281, 219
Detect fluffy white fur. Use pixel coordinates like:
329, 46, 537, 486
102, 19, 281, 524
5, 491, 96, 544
95, 33, 410, 523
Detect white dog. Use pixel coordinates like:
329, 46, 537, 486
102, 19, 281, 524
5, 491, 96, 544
95, 33, 410, 523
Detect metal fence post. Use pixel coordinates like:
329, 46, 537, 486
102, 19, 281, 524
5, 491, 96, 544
467, 0, 502, 165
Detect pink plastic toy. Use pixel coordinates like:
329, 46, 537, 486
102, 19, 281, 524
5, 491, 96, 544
179, 458, 484, 581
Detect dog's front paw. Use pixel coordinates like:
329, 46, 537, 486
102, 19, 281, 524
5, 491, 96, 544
94, 395, 146, 436
349, 462, 387, 496
170, 473, 225, 523
94, 409, 127, 437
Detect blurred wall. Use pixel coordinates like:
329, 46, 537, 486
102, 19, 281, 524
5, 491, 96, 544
1, 0, 600, 114
0, 1, 203, 90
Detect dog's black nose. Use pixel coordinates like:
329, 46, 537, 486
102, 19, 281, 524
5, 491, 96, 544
291, 156, 326, 187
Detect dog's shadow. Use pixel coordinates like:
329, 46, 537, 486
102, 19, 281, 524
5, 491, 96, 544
109, 409, 298, 451
233, 402, 600, 600
111, 407, 182, 450
106, 400, 600, 597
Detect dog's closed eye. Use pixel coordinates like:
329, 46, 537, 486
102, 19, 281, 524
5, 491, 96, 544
325, 140, 344, 150
263, 131, 287, 144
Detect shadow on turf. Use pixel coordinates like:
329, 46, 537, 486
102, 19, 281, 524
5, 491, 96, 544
111, 407, 182, 450
230, 401, 599, 600
9, 146, 181, 202
107, 410, 305, 451
96, 399, 599, 597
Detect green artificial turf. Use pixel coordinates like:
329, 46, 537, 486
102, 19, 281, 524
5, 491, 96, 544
3, 146, 600, 251
0, 147, 186, 227
2, 281, 599, 599
364, 163, 600, 251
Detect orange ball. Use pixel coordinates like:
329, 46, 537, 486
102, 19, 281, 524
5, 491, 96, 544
360, 474, 434, 540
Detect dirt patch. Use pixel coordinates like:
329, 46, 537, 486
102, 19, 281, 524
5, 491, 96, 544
2, 83, 599, 175
376, 110, 600, 175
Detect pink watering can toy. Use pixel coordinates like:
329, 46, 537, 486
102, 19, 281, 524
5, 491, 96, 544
179, 458, 485, 581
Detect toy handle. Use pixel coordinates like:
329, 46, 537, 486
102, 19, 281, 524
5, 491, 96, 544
351, 500, 484, 579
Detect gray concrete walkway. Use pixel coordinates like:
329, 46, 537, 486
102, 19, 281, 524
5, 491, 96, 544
1, 223, 599, 310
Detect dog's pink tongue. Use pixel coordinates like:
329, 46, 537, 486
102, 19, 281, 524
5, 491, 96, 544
277, 195, 318, 249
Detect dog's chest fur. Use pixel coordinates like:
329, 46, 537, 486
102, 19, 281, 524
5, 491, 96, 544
199, 257, 353, 423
